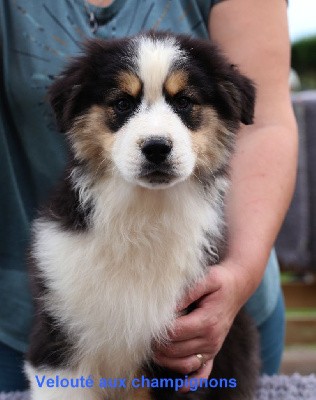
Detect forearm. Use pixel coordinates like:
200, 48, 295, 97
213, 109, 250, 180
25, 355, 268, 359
207, 0, 298, 304
224, 120, 298, 303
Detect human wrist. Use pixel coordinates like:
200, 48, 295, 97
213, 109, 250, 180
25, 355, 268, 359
220, 247, 270, 306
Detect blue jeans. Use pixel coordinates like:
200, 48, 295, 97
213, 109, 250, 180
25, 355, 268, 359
0, 340, 29, 392
257, 290, 286, 375
0, 293, 285, 392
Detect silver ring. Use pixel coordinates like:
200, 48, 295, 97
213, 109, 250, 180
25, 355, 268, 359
196, 353, 206, 368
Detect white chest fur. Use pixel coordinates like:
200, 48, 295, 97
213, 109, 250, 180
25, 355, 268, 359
33, 176, 225, 378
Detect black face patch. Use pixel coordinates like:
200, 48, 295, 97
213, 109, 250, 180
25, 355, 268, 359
49, 38, 140, 133
165, 87, 203, 131
105, 89, 142, 132
167, 64, 240, 132
174, 34, 256, 127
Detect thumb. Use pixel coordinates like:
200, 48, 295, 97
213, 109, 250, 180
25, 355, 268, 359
177, 267, 221, 311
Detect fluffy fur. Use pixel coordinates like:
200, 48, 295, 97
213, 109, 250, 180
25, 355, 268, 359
25, 32, 259, 400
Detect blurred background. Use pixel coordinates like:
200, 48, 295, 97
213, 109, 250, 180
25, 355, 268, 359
289, 0, 316, 89
277, 0, 316, 375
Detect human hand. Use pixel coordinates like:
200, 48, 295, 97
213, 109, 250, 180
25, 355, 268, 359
154, 261, 247, 392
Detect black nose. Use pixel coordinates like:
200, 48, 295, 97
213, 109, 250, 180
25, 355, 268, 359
141, 137, 172, 164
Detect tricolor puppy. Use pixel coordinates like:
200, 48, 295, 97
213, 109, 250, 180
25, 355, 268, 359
25, 32, 259, 400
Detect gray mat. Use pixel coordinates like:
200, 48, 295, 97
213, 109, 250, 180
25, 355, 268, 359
1, 374, 316, 400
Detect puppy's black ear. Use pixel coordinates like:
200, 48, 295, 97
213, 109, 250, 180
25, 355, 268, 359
221, 67, 256, 125
232, 67, 256, 125
49, 63, 84, 133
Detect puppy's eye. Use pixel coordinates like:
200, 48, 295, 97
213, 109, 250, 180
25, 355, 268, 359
173, 96, 193, 112
113, 98, 134, 113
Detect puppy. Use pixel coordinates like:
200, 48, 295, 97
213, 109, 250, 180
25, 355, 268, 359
25, 32, 259, 400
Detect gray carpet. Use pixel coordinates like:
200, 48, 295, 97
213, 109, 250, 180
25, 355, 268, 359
1, 374, 316, 399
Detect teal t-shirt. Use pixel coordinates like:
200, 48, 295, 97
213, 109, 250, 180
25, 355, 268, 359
0, 0, 279, 353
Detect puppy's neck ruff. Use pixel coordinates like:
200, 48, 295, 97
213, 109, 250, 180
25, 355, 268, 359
34, 171, 225, 377
83, 171, 220, 229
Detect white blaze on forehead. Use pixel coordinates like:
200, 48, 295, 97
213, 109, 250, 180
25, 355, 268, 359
136, 36, 186, 103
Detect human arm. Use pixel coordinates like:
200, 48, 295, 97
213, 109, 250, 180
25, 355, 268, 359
154, 0, 298, 384
209, 0, 297, 296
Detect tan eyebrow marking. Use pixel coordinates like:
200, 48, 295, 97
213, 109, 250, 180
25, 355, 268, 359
164, 70, 188, 96
117, 71, 142, 97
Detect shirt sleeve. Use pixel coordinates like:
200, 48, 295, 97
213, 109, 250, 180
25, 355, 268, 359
194, 0, 225, 29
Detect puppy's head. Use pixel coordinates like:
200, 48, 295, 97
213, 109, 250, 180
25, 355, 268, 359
50, 32, 255, 189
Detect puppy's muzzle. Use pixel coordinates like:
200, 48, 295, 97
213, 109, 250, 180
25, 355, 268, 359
138, 137, 176, 186
141, 137, 172, 165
